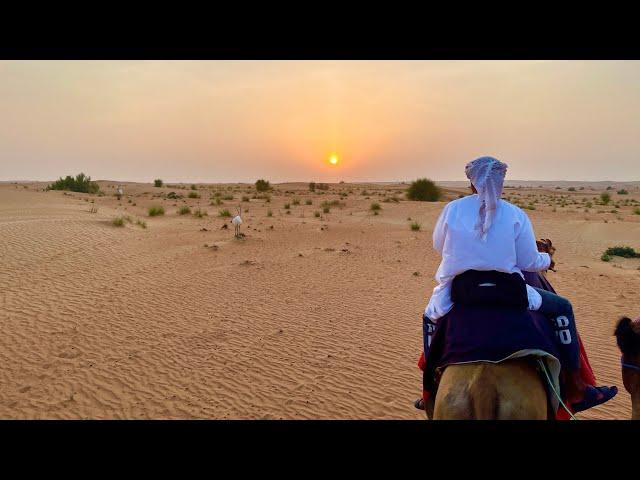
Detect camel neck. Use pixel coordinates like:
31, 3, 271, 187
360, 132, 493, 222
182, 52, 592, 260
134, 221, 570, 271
632, 394, 640, 420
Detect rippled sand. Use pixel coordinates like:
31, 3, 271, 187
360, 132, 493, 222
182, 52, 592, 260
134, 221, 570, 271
1, 181, 638, 419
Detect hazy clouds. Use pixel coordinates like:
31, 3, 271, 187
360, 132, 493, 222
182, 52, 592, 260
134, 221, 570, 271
1, 60, 639, 182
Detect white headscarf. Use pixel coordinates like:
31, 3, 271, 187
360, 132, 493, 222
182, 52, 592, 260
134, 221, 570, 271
465, 156, 508, 241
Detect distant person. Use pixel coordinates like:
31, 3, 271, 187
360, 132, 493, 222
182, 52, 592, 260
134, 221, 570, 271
417, 156, 616, 413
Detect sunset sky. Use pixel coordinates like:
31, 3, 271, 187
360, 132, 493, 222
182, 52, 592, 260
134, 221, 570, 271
1, 60, 639, 183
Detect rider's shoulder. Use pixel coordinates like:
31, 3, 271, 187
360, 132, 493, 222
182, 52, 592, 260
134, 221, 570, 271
500, 199, 527, 217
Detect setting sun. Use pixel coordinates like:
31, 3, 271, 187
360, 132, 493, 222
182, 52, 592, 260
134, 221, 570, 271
329, 154, 339, 166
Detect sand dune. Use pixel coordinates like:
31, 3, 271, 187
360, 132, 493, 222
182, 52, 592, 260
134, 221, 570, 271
1, 181, 638, 419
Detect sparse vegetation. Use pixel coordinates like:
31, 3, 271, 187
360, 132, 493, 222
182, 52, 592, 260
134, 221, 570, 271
219, 209, 232, 217
292, 199, 300, 206
148, 206, 165, 217
112, 216, 126, 227
255, 179, 271, 192
634, 208, 640, 215
191, 184, 197, 190
154, 179, 163, 187
193, 208, 208, 218
600, 192, 611, 205
267, 209, 273, 217
406, 178, 442, 202
178, 206, 191, 215
603, 246, 640, 259
410, 222, 421, 231
136, 219, 147, 229
314, 211, 321, 218
188, 191, 200, 199
242, 196, 250, 202
47, 173, 100, 194
305, 199, 313, 205
618, 189, 629, 195
370, 202, 381, 212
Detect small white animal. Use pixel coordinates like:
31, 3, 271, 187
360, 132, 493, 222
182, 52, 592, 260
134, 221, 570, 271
232, 206, 243, 237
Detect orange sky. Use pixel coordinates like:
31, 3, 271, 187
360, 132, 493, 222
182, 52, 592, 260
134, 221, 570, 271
1, 60, 639, 183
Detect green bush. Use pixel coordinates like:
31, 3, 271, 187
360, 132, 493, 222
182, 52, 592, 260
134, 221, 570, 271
603, 246, 640, 258
634, 208, 640, 215
255, 179, 271, 192
188, 191, 200, 199
219, 209, 232, 217
148, 206, 165, 217
410, 222, 421, 231
112, 216, 125, 227
406, 178, 442, 202
601, 253, 611, 262
618, 189, 629, 195
47, 173, 99, 194
600, 192, 611, 205
370, 202, 381, 212
154, 179, 163, 187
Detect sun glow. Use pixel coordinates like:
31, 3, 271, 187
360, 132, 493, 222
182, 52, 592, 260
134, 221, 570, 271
329, 154, 339, 166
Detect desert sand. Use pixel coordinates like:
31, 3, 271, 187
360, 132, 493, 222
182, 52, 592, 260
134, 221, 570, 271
1, 180, 639, 419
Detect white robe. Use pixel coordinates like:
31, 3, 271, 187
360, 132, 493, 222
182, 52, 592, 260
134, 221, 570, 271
425, 194, 551, 321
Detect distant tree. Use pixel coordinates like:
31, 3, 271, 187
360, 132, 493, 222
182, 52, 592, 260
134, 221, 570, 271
600, 192, 611, 205
47, 173, 99, 194
309, 182, 316, 192
154, 179, 163, 187
406, 178, 442, 202
255, 179, 271, 192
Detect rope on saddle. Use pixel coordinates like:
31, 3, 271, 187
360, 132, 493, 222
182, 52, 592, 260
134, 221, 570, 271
537, 358, 578, 421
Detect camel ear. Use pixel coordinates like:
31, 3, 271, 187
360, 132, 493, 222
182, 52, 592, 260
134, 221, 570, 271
615, 317, 640, 356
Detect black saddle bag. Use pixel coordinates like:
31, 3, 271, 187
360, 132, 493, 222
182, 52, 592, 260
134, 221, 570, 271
451, 269, 528, 310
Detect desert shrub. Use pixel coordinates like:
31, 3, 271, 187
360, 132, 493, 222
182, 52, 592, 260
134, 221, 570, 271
191, 184, 197, 190
136, 219, 147, 229
410, 222, 421, 231
601, 253, 611, 262
604, 246, 640, 258
242, 196, 250, 202
309, 182, 316, 192
167, 191, 181, 199
154, 179, 163, 187
47, 173, 99, 194
568, 187, 576, 191
600, 192, 611, 205
284, 203, 290, 209
255, 179, 271, 192
112, 216, 125, 227
370, 202, 381, 212
211, 198, 223, 206
178, 206, 191, 215
292, 198, 300, 206
634, 208, 640, 215
585, 201, 593, 208
193, 208, 208, 218
267, 209, 273, 217
316, 183, 329, 191
323, 206, 330, 214
406, 178, 442, 202
223, 195, 234, 200
618, 189, 629, 195
148, 206, 165, 217
219, 209, 232, 217
188, 191, 200, 199
305, 199, 312, 205
314, 211, 321, 218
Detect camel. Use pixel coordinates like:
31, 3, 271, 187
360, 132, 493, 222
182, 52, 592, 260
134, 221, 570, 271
614, 316, 640, 420
425, 238, 558, 420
